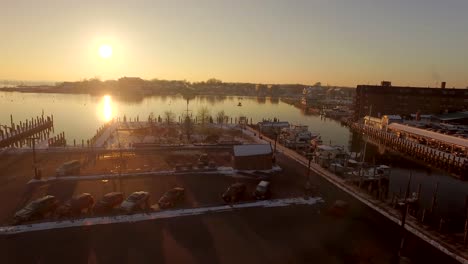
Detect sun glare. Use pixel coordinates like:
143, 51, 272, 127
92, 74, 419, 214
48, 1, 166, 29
99, 44, 113, 59
100, 95, 114, 122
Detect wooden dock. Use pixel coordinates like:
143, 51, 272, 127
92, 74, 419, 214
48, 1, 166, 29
347, 121, 467, 179
246, 125, 468, 264
0, 115, 54, 148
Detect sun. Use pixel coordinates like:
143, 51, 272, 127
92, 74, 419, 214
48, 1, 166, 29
98, 44, 113, 59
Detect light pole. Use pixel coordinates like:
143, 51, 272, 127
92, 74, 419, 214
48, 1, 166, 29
27, 137, 40, 179
118, 136, 123, 193
305, 152, 314, 196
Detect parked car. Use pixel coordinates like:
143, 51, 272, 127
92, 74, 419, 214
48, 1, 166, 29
56, 160, 81, 176
120, 191, 150, 214
14, 195, 58, 225
198, 153, 209, 166
94, 192, 124, 214
57, 193, 95, 218
158, 187, 185, 209
253, 181, 271, 200
222, 183, 246, 203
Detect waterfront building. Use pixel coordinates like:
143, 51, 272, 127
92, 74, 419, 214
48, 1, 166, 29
354, 81, 468, 119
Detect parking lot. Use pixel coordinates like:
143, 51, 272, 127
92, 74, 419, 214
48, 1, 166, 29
0, 150, 459, 264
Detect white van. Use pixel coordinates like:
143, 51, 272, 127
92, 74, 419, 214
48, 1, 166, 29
56, 160, 81, 176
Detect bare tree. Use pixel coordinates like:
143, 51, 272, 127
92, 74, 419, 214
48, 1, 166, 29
183, 115, 194, 140
216, 110, 226, 127
164, 110, 175, 125
197, 106, 210, 125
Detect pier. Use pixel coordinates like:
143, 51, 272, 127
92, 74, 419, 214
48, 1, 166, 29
247, 125, 468, 264
0, 115, 54, 148
346, 121, 468, 179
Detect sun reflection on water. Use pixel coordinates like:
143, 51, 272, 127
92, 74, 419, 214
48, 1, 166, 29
100, 95, 114, 122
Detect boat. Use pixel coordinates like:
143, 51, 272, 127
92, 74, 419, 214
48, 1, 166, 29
346, 164, 391, 179
279, 125, 320, 149
314, 145, 347, 168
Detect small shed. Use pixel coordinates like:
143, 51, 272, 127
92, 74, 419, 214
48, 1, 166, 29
258, 121, 290, 135
233, 144, 272, 170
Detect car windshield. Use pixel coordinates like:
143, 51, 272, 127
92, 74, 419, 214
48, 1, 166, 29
256, 186, 266, 192
25, 201, 40, 210
127, 193, 144, 202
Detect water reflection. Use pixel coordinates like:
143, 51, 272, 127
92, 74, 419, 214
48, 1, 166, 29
99, 95, 114, 122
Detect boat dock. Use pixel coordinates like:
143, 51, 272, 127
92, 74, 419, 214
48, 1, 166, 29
346, 121, 467, 179
0, 115, 54, 148
246, 125, 468, 264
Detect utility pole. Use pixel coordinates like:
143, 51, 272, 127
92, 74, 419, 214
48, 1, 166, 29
305, 152, 314, 196
274, 127, 279, 154
118, 137, 123, 193
27, 137, 40, 179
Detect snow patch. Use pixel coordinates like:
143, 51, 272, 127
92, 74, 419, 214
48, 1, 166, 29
0, 197, 324, 235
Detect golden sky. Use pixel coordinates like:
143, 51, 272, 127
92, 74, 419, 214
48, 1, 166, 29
1, 0, 468, 87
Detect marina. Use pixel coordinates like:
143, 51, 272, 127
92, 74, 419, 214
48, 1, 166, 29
1, 92, 468, 263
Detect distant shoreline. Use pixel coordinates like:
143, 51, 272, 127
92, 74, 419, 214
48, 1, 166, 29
0, 86, 303, 99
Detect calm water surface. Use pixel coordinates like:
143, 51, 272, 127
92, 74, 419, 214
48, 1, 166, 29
0, 92, 348, 146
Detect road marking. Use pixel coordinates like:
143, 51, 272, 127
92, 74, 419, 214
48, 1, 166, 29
0, 197, 324, 235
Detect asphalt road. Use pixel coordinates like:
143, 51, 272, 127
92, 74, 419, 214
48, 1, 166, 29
0, 204, 395, 264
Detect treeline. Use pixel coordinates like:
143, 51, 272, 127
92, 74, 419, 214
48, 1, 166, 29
1, 77, 354, 97
51, 77, 312, 97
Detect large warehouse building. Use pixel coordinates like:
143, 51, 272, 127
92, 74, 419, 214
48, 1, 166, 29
354, 81, 468, 119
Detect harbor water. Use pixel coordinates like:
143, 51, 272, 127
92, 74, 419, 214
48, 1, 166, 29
1, 91, 467, 217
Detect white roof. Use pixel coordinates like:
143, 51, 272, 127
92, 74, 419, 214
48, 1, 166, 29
388, 123, 468, 148
364, 116, 382, 122
317, 145, 336, 151
384, 115, 402, 120
377, 165, 391, 169
233, 144, 272, 157
317, 145, 343, 151
258, 122, 290, 127
258, 181, 270, 187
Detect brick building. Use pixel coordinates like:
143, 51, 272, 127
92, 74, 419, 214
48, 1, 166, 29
354, 82, 468, 119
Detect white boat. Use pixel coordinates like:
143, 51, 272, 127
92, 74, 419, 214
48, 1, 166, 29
280, 125, 320, 149
347, 164, 391, 179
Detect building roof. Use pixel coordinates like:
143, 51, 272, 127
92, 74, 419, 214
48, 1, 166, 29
317, 145, 343, 151
433, 111, 468, 121
388, 123, 468, 148
410, 114, 432, 118
383, 115, 402, 120
364, 116, 382, 123
233, 144, 272, 157
258, 121, 290, 127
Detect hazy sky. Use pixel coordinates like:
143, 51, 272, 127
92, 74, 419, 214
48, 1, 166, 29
1, 0, 468, 87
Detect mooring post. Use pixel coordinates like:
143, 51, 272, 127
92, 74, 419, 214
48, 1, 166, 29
404, 172, 412, 200
417, 183, 422, 200
430, 182, 439, 213
464, 218, 468, 247
398, 202, 410, 257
